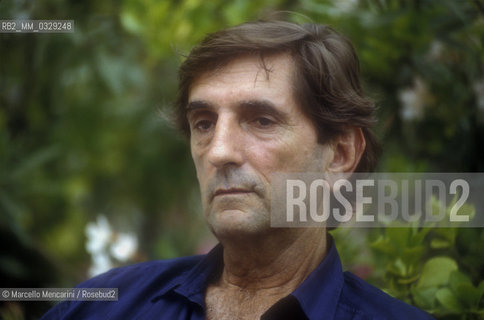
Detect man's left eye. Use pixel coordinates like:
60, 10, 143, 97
253, 117, 275, 127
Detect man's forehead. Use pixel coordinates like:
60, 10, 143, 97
189, 53, 296, 92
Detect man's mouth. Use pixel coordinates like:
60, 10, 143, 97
213, 188, 253, 199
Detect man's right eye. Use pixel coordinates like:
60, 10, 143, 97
194, 120, 213, 132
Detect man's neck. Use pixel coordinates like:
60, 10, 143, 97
218, 228, 327, 292
205, 228, 327, 320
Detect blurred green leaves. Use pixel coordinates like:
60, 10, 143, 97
298, 0, 484, 172
333, 194, 484, 318
120, 0, 287, 60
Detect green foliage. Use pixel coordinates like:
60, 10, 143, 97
333, 193, 483, 318
335, 197, 483, 318
297, 0, 484, 172
120, 0, 288, 60
367, 224, 484, 319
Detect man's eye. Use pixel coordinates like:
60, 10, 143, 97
194, 120, 213, 131
253, 117, 275, 128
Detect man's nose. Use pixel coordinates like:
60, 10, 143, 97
206, 117, 244, 168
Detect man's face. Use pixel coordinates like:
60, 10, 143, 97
187, 54, 334, 239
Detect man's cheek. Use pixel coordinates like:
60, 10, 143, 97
193, 159, 205, 181
272, 151, 305, 171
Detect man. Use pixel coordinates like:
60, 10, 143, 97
42, 20, 433, 319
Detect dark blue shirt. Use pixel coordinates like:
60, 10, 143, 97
42, 240, 434, 319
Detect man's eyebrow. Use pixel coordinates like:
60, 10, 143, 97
238, 100, 289, 121
186, 100, 213, 112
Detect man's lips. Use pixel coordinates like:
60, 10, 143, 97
213, 188, 253, 198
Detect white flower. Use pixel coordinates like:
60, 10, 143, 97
85, 215, 112, 254
110, 233, 138, 262
85, 215, 139, 277
399, 77, 431, 121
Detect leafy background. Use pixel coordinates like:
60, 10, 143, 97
0, 0, 483, 319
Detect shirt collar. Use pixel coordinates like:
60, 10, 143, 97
152, 244, 223, 307
291, 236, 344, 320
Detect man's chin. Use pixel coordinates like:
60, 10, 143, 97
207, 209, 271, 239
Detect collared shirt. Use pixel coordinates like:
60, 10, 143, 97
41, 239, 434, 319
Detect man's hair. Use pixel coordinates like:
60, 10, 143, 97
175, 20, 380, 172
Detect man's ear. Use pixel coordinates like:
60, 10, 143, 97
327, 127, 366, 173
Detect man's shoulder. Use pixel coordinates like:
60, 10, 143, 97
338, 271, 434, 320
78, 254, 204, 289
40, 255, 205, 320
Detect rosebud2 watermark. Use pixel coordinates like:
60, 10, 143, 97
270, 173, 483, 228
0, 288, 118, 301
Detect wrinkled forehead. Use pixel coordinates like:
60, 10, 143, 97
188, 52, 297, 96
